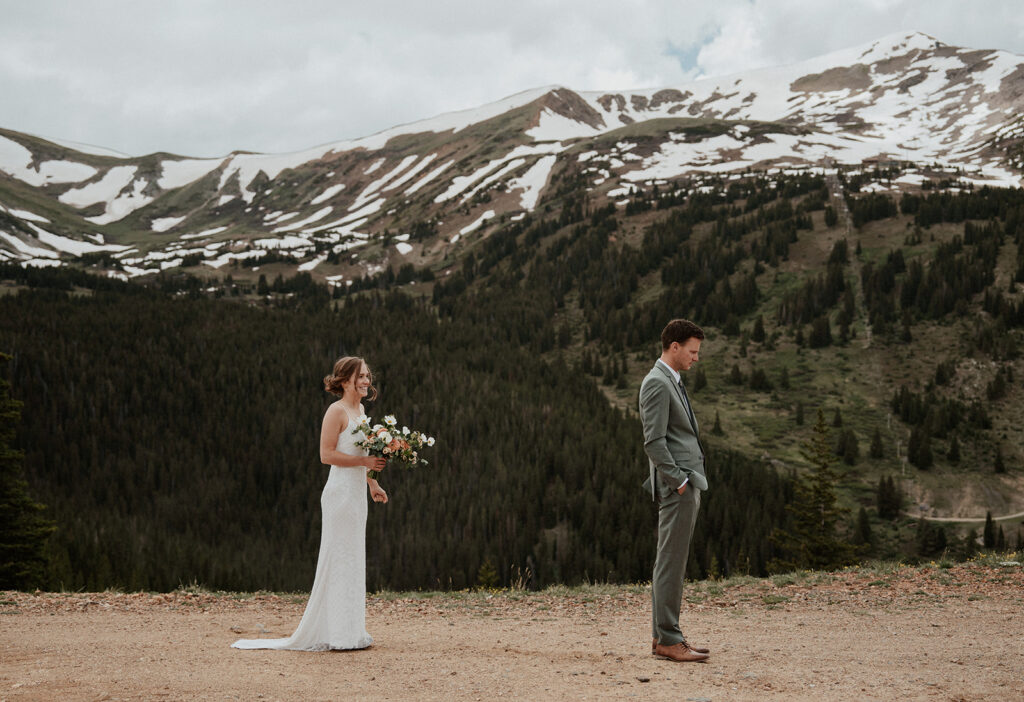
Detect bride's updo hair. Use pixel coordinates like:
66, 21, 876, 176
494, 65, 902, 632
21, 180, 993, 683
323, 356, 377, 400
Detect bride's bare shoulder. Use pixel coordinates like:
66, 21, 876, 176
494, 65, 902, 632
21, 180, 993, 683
323, 400, 347, 422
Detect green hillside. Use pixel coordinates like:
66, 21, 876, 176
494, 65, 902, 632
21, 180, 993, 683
2, 165, 1024, 592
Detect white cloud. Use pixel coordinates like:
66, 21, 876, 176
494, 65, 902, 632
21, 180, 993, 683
696, 0, 1024, 78
0, 1, 1021, 158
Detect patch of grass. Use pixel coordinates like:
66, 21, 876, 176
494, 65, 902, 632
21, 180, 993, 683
857, 560, 909, 577
714, 574, 762, 589
770, 572, 803, 587
971, 551, 1024, 567
762, 594, 791, 605
540, 582, 648, 597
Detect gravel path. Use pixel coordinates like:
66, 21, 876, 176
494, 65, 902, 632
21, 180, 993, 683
2, 562, 1022, 701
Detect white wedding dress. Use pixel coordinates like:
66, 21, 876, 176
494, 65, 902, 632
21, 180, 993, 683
232, 413, 373, 651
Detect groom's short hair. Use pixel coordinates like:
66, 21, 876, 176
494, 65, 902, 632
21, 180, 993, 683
661, 319, 705, 349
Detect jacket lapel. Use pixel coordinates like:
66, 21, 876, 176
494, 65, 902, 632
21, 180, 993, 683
656, 363, 699, 437
655, 363, 689, 411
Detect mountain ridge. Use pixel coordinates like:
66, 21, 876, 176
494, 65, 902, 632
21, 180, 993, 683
2, 31, 1024, 278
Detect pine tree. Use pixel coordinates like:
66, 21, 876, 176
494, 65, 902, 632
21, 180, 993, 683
876, 476, 902, 519
983, 512, 996, 549
581, 350, 594, 375
917, 519, 947, 557
712, 411, 724, 436
994, 445, 1005, 474
809, 316, 833, 348
795, 402, 805, 426
963, 528, 979, 559
768, 409, 855, 572
0, 353, 57, 590
908, 426, 933, 469
475, 558, 499, 589
947, 435, 961, 463
692, 367, 707, 392
749, 367, 773, 392
900, 322, 912, 343
852, 507, 872, 546
836, 429, 859, 465
870, 427, 884, 459
832, 408, 843, 428
752, 316, 766, 343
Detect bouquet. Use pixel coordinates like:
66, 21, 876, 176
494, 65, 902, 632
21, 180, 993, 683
352, 414, 435, 480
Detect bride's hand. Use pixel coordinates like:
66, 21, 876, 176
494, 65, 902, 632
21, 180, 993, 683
369, 483, 388, 504
365, 456, 387, 471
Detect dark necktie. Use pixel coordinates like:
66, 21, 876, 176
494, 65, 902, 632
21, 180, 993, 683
678, 379, 699, 438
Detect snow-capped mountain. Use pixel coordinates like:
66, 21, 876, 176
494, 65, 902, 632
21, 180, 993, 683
2, 31, 1023, 278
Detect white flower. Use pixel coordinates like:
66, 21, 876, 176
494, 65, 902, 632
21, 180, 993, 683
384, 415, 397, 426
402, 426, 410, 435
381, 432, 393, 443
372, 423, 383, 432
427, 437, 435, 446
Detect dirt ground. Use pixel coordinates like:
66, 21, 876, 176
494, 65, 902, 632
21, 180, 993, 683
2, 561, 1022, 702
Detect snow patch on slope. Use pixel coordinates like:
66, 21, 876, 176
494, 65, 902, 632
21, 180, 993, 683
59, 166, 137, 208
508, 155, 557, 210
459, 210, 495, 236
158, 159, 222, 190
406, 159, 454, 195
151, 216, 186, 232
526, 108, 602, 141
0, 135, 98, 186
310, 183, 346, 205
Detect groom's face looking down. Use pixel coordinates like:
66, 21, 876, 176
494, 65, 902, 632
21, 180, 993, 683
659, 318, 705, 372
666, 337, 701, 372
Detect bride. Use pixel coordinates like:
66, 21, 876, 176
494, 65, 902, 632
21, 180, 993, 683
232, 356, 388, 651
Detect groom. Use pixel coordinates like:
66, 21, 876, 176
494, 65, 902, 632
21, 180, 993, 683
640, 319, 709, 663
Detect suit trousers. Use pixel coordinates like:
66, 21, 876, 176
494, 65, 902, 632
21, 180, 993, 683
651, 486, 701, 644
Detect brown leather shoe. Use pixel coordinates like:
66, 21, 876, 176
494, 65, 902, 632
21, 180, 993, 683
654, 642, 709, 662
653, 638, 709, 655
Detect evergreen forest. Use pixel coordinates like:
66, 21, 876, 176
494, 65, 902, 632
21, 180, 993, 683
3, 165, 1024, 592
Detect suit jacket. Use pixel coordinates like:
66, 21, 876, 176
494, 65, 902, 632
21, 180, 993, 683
639, 362, 708, 501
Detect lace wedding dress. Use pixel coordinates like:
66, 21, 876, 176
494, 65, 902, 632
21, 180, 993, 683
232, 411, 373, 651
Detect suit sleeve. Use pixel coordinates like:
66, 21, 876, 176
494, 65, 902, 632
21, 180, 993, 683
639, 377, 689, 488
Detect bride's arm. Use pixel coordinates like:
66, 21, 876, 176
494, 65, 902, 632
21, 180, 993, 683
319, 404, 385, 470
367, 477, 388, 503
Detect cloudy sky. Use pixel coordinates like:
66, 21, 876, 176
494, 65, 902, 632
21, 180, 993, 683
2, 0, 1022, 158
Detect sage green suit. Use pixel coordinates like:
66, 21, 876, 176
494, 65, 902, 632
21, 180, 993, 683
639, 361, 707, 646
